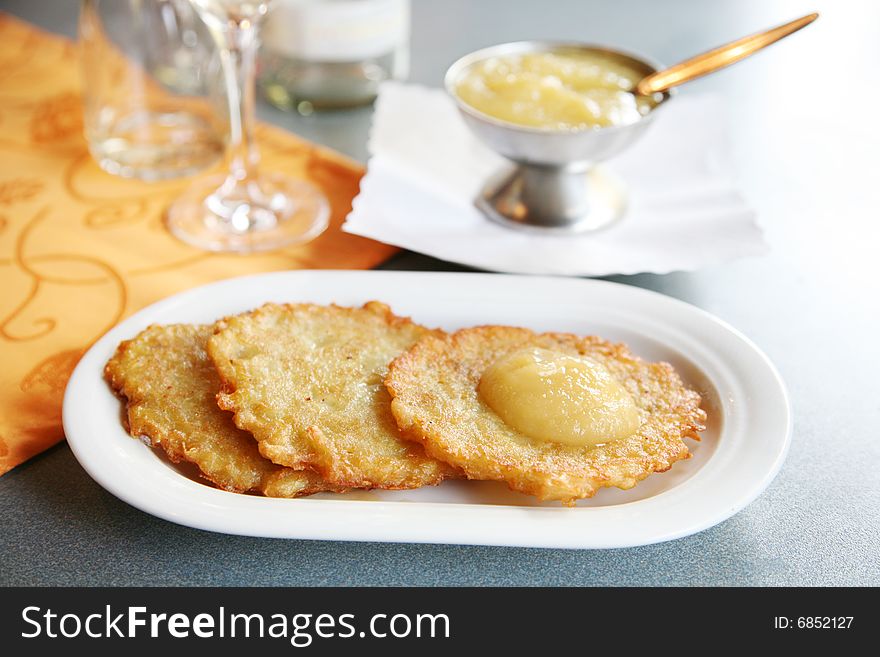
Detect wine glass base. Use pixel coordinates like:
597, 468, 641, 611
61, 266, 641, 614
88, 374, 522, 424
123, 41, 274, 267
166, 173, 330, 253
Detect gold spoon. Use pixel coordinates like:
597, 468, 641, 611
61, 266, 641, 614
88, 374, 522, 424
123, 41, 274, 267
636, 12, 819, 96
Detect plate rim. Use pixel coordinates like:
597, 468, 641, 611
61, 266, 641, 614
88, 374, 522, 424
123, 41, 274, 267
62, 270, 791, 549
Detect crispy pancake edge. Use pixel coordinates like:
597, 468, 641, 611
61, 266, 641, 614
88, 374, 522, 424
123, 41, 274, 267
385, 325, 707, 505
208, 301, 459, 489
104, 323, 339, 498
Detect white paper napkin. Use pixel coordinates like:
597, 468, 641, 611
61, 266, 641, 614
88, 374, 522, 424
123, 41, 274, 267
344, 82, 767, 276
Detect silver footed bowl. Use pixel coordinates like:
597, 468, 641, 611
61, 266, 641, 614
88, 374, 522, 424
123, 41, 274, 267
445, 41, 671, 233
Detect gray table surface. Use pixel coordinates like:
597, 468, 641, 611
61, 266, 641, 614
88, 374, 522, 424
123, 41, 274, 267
1, 0, 878, 586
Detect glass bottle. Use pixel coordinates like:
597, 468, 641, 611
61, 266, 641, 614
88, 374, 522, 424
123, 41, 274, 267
258, 0, 410, 114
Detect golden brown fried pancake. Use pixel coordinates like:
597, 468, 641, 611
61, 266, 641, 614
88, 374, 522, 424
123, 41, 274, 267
104, 324, 335, 497
208, 302, 458, 489
386, 326, 706, 505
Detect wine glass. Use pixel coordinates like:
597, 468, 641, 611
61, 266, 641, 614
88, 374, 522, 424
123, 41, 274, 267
166, 0, 329, 252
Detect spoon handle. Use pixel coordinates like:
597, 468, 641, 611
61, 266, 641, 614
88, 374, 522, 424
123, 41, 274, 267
636, 12, 818, 95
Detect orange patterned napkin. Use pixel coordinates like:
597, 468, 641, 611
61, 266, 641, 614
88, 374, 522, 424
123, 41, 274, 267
0, 14, 397, 475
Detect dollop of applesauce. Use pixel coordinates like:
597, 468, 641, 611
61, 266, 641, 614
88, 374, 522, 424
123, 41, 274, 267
455, 51, 657, 130
478, 347, 640, 446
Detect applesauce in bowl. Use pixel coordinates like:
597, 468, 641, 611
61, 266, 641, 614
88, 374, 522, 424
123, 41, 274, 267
449, 44, 667, 132
444, 42, 669, 232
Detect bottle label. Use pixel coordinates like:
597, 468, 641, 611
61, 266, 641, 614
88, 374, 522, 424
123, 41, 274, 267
262, 0, 410, 62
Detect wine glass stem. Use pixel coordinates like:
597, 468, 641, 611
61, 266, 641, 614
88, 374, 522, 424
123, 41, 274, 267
219, 21, 260, 186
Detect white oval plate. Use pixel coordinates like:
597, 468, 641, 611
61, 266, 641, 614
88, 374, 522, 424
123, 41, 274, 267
63, 271, 790, 549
